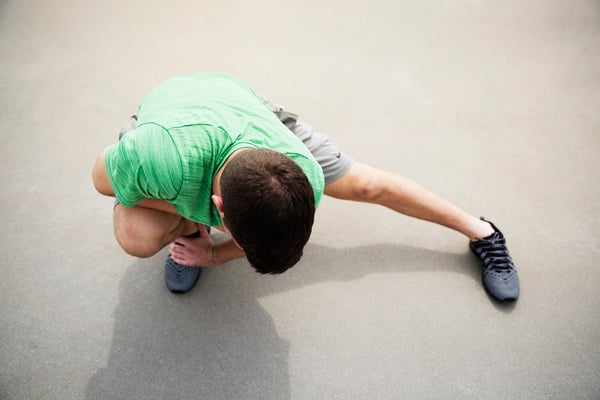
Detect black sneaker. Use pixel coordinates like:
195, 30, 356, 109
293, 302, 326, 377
470, 218, 520, 301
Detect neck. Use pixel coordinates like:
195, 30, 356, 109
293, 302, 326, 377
212, 148, 251, 195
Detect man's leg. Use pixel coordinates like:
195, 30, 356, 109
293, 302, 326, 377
113, 202, 196, 258
265, 97, 519, 301
111, 113, 205, 293
260, 96, 491, 239
112, 113, 198, 258
324, 163, 519, 301
323, 162, 494, 240
114, 202, 205, 293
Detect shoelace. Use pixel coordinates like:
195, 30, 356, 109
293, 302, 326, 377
476, 233, 515, 273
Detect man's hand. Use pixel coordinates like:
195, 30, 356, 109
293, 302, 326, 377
169, 224, 216, 267
168, 224, 246, 267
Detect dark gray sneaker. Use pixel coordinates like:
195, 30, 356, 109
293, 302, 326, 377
164, 255, 202, 293
470, 218, 520, 301
164, 228, 208, 293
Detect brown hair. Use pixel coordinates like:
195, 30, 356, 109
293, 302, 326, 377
220, 148, 315, 274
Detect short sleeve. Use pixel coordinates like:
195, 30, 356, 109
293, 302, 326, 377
104, 123, 183, 207
288, 154, 325, 208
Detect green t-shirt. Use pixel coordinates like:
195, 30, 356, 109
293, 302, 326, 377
104, 72, 325, 227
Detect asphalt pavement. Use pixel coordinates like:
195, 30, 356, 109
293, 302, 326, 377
1, 1, 599, 399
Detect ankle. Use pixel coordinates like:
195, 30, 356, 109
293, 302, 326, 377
179, 219, 196, 235
469, 219, 494, 241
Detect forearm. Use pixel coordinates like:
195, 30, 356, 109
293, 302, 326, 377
212, 239, 246, 265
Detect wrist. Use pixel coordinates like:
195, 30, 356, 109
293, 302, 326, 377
212, 240, 246, 265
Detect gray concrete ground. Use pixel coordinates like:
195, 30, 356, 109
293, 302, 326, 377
1, 0, 599, 399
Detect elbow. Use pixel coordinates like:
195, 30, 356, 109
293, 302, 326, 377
92, 148, 115, 196
92, 174, 112, 196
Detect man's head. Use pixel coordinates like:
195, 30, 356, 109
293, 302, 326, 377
218, 148, 315, 274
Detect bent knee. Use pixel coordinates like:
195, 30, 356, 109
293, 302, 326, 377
121, 243, 160, 258
114, 222, 163, 258
116, 231, 162, 258
113, 203, 185, 258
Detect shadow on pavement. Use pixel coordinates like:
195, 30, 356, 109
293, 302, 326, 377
85, 241, 492, 400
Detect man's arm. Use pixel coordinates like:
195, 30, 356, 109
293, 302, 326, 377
92, 147, 114, 196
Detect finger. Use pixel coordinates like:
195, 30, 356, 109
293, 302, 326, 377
180, 258, 190, 267
171, 252, 189, 265
170, 243, 186, 255
174, 237, 189, 247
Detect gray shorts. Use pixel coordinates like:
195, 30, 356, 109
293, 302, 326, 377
119, 98, 354, 186
260, 97, 354, 185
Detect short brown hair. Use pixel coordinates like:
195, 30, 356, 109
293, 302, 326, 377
220, 148, 315, 274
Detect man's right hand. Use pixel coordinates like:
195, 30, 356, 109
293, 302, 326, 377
168, 224, 246, 267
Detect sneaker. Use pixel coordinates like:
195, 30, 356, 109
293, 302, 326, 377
469, 218, 520, 301
164, 255, 202, 293
164, 228, 208, 293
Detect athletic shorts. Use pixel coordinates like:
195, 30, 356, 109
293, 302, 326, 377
259, 97, 354, 185
118, 98, 354, 185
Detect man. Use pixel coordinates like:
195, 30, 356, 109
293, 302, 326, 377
92, 72, 519, 301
